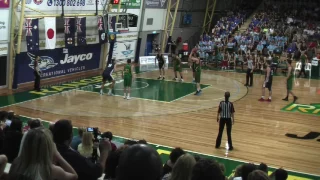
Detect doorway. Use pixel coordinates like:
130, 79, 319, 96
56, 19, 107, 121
145, 33, 159, 56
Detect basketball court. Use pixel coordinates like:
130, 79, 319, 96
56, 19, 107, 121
1, 67, 319, 178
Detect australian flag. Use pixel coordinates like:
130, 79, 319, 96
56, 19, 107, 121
25, 18, 39, 52
98, 16, 107, 44
64, 17, 76, 47
76, 17, 87, 46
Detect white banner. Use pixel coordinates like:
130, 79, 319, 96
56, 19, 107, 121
112, 40, 137, 60
20, 0, 107, 12
116, 32, 138, 42
0, 9, 10, 41
139, 55, 169, 65
0, 43, 8, 55
44, 17, 56, 49
312, 59, 319, 66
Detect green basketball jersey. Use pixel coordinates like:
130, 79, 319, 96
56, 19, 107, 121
194, 62, 201, 73
124, 64, 132, 77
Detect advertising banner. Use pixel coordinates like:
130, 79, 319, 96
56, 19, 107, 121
112, 40, 137, 61
0, 9, 9, 41
145, 0, 167, 8
116, 32, 138, 42
0, 0, 10, 8
20, 0, 141, 12
139, 55, 168, 65
16, 44, 101, 84
0, 43, 8, 55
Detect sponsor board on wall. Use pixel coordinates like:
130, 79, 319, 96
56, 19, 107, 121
116, 32, 138, 42
0, 0, 10, 8
139, 55, 169, 65
112, 40, 136, 61
16, 44, 101, 84
0, 43, 8, 55
20, 0, 141, 12
145, 0, 167, 8
0, 9, 9, 41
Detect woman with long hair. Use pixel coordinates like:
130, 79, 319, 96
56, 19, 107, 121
8, 128, 77, 180
78, 132, 100, 158
163, 154, 196, 180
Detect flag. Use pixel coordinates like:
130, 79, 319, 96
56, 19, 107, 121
76, 17, 86, 46
64, 17, 76, 47
44, 17, 56, 49
98, 16, 107, 44
25, 18, 39, 52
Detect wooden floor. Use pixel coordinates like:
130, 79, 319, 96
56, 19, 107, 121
1, 69, 320, 175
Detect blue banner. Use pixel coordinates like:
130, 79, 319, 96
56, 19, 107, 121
16, 44, 101, 84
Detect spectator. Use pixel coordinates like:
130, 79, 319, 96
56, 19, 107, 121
48, 122, 55, 133
241, 163, 257, 180
162, 147, 185, 177
219, 163, 226, 176
116, 144, 162, 180
124, 140, 137, 146
18, 118, 42, 156
191, 158, 224, 180
8, 128, 78, 180
270, 168, 288, 180
229, 164, 243, 180
258, 163, 268, 174
248, 170, 270, 180
0, 155, 7, 178
1, 117, 23, 163
105, 145, 128, 180
53, 119, 111, 180
101, 131, 117, 151
70, 127, 84, 151
22, 119, 33, 132
163, 153, 196, 180
137, 139, 147, 144
78, 131, 100, 158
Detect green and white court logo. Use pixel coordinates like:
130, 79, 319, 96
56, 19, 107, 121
281, 103, 320, 116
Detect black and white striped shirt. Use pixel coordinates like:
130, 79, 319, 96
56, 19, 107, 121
218, 101, 235, 118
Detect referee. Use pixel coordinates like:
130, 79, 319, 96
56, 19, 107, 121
215, 91, 235, 151
244, 54, 254, 87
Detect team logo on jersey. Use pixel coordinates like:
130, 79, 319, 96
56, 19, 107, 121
28, 52, 58, 71
33, 0, 43, 5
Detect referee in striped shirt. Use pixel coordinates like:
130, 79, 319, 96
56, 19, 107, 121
215, 91, 235, 150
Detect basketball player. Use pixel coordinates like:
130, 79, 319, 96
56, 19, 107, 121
189, 49, 202, 95
282, 59, 298, 102
172, 54, 184, 82
155, 52, 165, 80
123, 59, 134, 100
100, 59, 116, 95
259, 60, 273, 102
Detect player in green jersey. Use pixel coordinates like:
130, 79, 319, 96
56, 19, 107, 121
172, 54, 184, 82
189, 49, 202, 95
122, 59, 135, 100
282, 59, 298, 103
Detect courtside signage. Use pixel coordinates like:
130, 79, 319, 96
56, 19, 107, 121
0, 9, 10, 41
139, 55, 169, 65
15, 44, 101, 84
281, 103, 320, 116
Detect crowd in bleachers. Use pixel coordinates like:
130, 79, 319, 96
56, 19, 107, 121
196, 0, 320, 75
0, 110, 291, 180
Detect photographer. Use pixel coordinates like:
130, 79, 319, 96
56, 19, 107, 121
33, 56, 41, 92
53, 120, 111, 180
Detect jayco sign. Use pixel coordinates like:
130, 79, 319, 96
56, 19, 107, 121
15, 44, 101, 84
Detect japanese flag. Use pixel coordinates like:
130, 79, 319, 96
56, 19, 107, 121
44, 17, 56, 49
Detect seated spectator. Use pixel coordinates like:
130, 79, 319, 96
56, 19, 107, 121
101, 131, 117, 151
22, 119, 33, 132
78, 131, 100, 158
162, 147, 185, 177
53, 119, 111, 180
0, 155, 7, 178
258, 163, 268, 174
137, 139, 147, 144
18, 118, 42, 156
229, 164, 243, 180
270, 168, 288, 180
116, 144, 162, 180
104, 145, 128, 180
70, 127, 84, 151
162, 153, 196, 180
191, 158, 224, 180
1, 117, 23, 163
8, 128, 78, 180
241, 163, 257, 180
248, 170, 270, 180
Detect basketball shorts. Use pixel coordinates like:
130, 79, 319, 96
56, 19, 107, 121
124, 76, 132, 87
159, 63, 164, 70
195, 72, 201, 83
264, 81, 272, 91
287, 78, 293, 91
102, 72, 114, 82
174, 65, 182, 72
